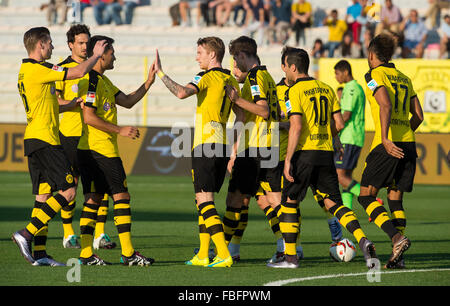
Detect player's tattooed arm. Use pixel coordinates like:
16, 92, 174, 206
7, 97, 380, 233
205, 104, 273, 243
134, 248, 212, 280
161, 75, 197, 99
153, 48, 197, 99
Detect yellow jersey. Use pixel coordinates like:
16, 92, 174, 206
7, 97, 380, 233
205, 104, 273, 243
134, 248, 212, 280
55, 56, 88, 137
241, 65, 279, 150
189, 67, 240, 150
285, 77, 340, 153
364, 62, 417, 151
18, 58, 68, 155
77, 70, 122, 158
276, 78, 289, 161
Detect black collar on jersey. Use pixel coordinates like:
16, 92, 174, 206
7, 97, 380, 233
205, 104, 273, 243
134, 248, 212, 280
377, 62, 396, 69
277, 77, 288, 87
248, 65, 267, 73
294, 76, 315, 84
22, 58, 40, 64
59, 56, 78, 66
206, 67, 231, 75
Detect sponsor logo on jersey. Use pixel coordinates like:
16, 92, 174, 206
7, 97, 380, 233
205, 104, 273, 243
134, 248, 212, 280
52, 65, 64, 72
367, 79, 378, 92
86, 91, 96, 103
251, 85, 261, 97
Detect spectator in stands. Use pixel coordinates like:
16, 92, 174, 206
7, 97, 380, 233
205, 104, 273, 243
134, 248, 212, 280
400, 9, 428, 58
122, 0, 140, 25
243, 0, 270, 45
169, 0, 191, 26
213, 0, 233, 27
361, 24, 374, 58
231, 0, 247, 26
268, 0, 291, 45
104, 0, 124, 25
80, 0, 91, 23
92, 0, 109, 25
375, 0, 402, 36
41, 0, 68, 26
346, 0, 363, 46
291, 0, 312, 46
322, 9, 348, 58
338, 32, 360, 58
439, 14, 450, 58
310, 38, 324, 79
425, 0, 450, 29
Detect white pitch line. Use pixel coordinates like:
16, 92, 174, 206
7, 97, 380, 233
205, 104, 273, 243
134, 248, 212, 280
263, 268, 450, 286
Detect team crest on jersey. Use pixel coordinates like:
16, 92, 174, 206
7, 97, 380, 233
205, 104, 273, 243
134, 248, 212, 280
250, 85, 261, 97
52, 65, 64, 72
66, 174, 74, 184
86, 91, 96, 103
192, 75, 202, 85
367, 79, 378, 92
103, 102, 110, 111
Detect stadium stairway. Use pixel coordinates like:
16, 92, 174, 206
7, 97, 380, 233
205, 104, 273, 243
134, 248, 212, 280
0, 0, 429, 127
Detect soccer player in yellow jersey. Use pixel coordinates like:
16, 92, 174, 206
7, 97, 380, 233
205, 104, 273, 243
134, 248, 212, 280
268, 47, 377, 269
358, 34, 424, 269
223, 36, 280, 260
154, 37, 241, 268
56, 24, 116, 250
77, 35, 156, 266
12, 27, 106, 266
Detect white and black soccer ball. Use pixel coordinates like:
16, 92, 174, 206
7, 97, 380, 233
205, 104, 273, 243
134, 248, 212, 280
329, 238, 357, 262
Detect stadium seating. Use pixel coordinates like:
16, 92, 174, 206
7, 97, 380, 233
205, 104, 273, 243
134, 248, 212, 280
0, 0, 431, 126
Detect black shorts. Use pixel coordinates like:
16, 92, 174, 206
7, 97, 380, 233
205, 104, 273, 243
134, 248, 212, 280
228, 152, 260, 196
78, 149, 128, 196
334, 143, 362, 170
28, 145, 75, 195
257, 160, 284, 194
191, 144, 229, 193
59, 132, 80, 177
282, 150, 341, 204
361, 143, 417, 192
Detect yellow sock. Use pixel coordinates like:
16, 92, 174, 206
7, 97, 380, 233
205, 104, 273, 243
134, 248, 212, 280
79, 202, 98, 258
61, 200, 76, 238
199, 201, 230, 259
95, 195, 109, 239
114, 199, 134, 257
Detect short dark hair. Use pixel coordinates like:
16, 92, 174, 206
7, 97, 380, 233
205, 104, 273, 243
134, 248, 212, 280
367, 33, 395, 63
197, 36, 225, 63
285, 47, 310, 74
229, 36, 257, 58
334, 59, 352, 76
87, 35, 114, 57
281, 46, 295, 65
23, 27, 50, 53
66, 24, 91, 44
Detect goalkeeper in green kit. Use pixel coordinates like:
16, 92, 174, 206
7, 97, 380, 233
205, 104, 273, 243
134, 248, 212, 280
333, 60, 382, 210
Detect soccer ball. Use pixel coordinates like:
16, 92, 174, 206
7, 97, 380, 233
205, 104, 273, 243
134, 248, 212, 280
329, 238, 357, 262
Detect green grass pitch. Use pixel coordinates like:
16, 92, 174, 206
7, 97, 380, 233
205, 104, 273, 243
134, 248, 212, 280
1, 172, 449, 286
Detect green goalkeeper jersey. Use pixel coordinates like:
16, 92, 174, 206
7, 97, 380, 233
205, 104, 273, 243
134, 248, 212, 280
339, 79, 365, 147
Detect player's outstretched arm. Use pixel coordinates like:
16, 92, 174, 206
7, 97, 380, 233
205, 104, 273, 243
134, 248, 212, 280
58, 97, 82, 113
83, 105, 140, 139
409, 95, 424, 132
66, 40, 107, 80
374, 86, 404, 159
153, 49, 198, 99
225, 85, 269, 119
116, 61, 157, 109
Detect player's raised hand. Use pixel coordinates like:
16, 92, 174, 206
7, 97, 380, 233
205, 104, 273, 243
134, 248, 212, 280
92, 39, 107, 58
119, 126, 140, 140
147, 61, 156, 86
283, 160, 294, 183
154, 49, 163, 73
382, 139, 404, 159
